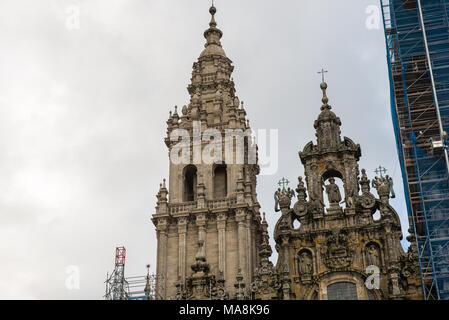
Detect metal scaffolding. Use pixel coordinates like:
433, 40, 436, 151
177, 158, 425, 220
125, 265, 165, 300
104, 247, 165, 300
105, 247, 129, 300
381, 0, 449, 300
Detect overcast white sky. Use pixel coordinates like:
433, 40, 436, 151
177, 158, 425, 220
0, 0, 410, 299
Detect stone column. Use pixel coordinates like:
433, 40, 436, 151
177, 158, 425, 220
246, 213, 253, 285
251, 223, 258, 276
217, 212, 227, 275
197, 212, 207, 251
156, 218, 168, 299
281, 235, 290, 271
177, 216, 188, 283
196, 173, 206, 209
385, 223, 398, 263
281, 235, 291, 300
236, 209, 247, 285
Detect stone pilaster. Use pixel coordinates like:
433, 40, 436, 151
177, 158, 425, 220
217, 212, 227, 275
156, 217, 168, 299
246, 212, 253, 285
197, 213, 207, 247
177, 216, 188, 282
236, 209, 248, 286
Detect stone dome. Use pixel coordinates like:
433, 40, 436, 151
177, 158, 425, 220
200, 44, 227, 57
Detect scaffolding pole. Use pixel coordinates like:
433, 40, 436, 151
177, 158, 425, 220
381, 0, 449, 300
417, 0, 449, 174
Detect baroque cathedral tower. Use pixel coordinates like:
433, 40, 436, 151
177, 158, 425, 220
152, 6, 264, 300
264, 81, 423, 300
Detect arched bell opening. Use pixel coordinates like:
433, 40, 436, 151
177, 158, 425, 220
213, 164, 227, 199
322, 169, 343, 181
183, 165, 197, 202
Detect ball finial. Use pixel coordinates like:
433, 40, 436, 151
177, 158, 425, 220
210, 5, 216, 16
320, 82, 327, 90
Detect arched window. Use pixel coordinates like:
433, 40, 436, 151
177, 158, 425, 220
327, 282, 357, 300
297, 250, 313, 277
213, 164, 227, 199
183, 165, 197, 202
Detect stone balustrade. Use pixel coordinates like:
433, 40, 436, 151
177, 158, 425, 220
169, 201, 197, 214
168, 197, 238, 214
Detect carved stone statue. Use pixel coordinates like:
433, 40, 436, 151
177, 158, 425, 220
325, 177, 342, 204
308, 192, 324, 215
387, 175, 396, 198
295, 176, 307, 201
389, 273, 402, 296
372, 175, 395, 201
366, 244, 380, 267
274, 188, 281, 212
274, 186, 295, 213
372, 176, 382, 190
345, 188, 355, 208
298, 252, 313, 276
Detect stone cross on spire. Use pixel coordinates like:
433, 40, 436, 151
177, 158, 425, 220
278, 177, 290, 192
318, 68, 328, 83
374, 166, 387, 178
318, 69, 330, 109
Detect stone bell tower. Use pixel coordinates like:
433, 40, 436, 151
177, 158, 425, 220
152, 5, 264, 300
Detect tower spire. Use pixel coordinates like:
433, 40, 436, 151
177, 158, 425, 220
202, 3, 225, 56
318, 69, 330, 110
313, 74, 342, 151
209, 3, 217, 28
320, 81, 330, 110
155, 3, 264, 300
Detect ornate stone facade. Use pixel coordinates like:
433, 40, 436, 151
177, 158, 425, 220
152, 6, 264, 300
264, 82, 423, 300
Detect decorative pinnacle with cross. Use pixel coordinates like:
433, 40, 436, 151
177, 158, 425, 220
374, 166, 387, 178
278, 177, 290, 192
318, 68, 328, 83
318, 68, 329, 108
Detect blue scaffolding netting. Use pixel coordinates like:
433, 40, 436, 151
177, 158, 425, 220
381, 0, 449, 300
